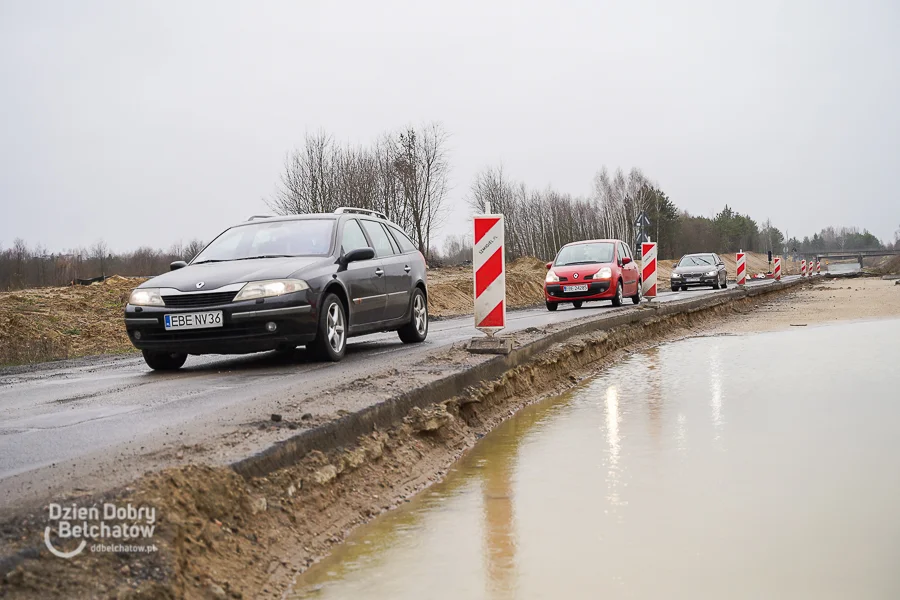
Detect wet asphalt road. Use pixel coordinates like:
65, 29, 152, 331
0, 279, 790, 505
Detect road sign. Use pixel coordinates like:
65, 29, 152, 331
737, 252, 747, 286
641, 242, 657, 298
635, 212, 651, 228
473, 214, 505, 334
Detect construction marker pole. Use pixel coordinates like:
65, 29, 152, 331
641, 242, 657, 299
816, 260, 821, 276
736, 251, 746, 286
801, 259, 807, 278
472, 213, 505, 336
773, 256, 782, 281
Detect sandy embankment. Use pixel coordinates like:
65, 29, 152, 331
707, 278, 900, 335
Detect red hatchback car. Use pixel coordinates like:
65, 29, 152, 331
544, 239, 642, 310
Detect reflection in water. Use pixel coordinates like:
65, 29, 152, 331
643, 347, 664, 447
481, 423, 517, 599
604, 385, 622, 507
709, 344, 724, 442
290, 318, 900, 600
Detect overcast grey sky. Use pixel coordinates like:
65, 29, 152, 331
1, 0, 898, 253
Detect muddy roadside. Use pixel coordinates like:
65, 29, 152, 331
705, 278, 900, 334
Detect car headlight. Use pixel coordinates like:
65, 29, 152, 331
671, 273, 682, 278
545, 271, 560, 283
595, 267, 612, 280
706, 270, 717, 277
129, 288, 164, 306
233, 279, 310, 301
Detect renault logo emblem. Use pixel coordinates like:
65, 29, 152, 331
196, 282, 205, 289
573, 273, 579, 279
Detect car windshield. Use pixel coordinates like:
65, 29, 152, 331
555, 242, 615, 266
679, 254, 715, 267
193, 219, 335, 263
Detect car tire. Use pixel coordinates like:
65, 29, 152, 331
572, 300, 583, 309
310, 293, 346, 361
722, 277, 727, 288
398, 288, 428, 344
546, 301, 558, 311
142, 350, 187, 371
631, 280, 642, 304
611, 280, 624, 307
713, 278, 720, 289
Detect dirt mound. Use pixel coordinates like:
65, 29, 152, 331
0, 276, 146, 366
427, 257, 546, 318
876, 255, 900, 275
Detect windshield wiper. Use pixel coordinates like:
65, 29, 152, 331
560, 260, 604, 266
234, 254, 296, 261
192, 259, 227, 265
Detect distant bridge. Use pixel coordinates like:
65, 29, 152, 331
810, 249, 900, 268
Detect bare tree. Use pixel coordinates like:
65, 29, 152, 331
393, 123, 450, 255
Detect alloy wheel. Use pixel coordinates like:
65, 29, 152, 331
327, 302, 345, 353
413, 293, 427, 335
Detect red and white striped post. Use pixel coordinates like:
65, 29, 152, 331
801, 259, 807, 277
773, 256, 782, 281
473, 213, 505, 335
736, 252, 747, 286
641, 242, 657, 299
816, 260, 821, 275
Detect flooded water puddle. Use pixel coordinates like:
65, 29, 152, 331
292, 318, 900, 599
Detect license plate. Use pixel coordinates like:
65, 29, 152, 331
164, 311, 223, 330
686, 276, 699, 281
563, 284, 588, 292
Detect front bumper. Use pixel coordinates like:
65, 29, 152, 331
124, 292, 318, 355
545, 280, 612, 301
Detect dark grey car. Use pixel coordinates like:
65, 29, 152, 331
124, 208, 428, 370
670, 253, 728, 291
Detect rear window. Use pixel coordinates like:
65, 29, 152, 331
555, 242, 615, 266
193, 219, 334, 262
388, 226, 418, 253
360, 220, 396, 257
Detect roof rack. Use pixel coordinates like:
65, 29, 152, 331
334, 207, 389, 221
246, 215, 273, 221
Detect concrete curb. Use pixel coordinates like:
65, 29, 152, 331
232, 278, 806, 479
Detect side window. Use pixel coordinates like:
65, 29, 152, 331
623, 243, 633, 259
618, 242, 627, 262
381, 223, 400, 254
360, 220, 395, 257
388, 226, 418, 253
341, 219, 369, 254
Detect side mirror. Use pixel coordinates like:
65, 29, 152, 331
622, 256, 632, 265
545, 262, 552, 270
342, 247, 375, 266
170, 261, 187, 271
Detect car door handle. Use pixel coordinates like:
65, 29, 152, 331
375, 268, 384, 276
404, 265, 411, 273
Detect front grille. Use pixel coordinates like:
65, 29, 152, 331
162, 291, 237, 308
